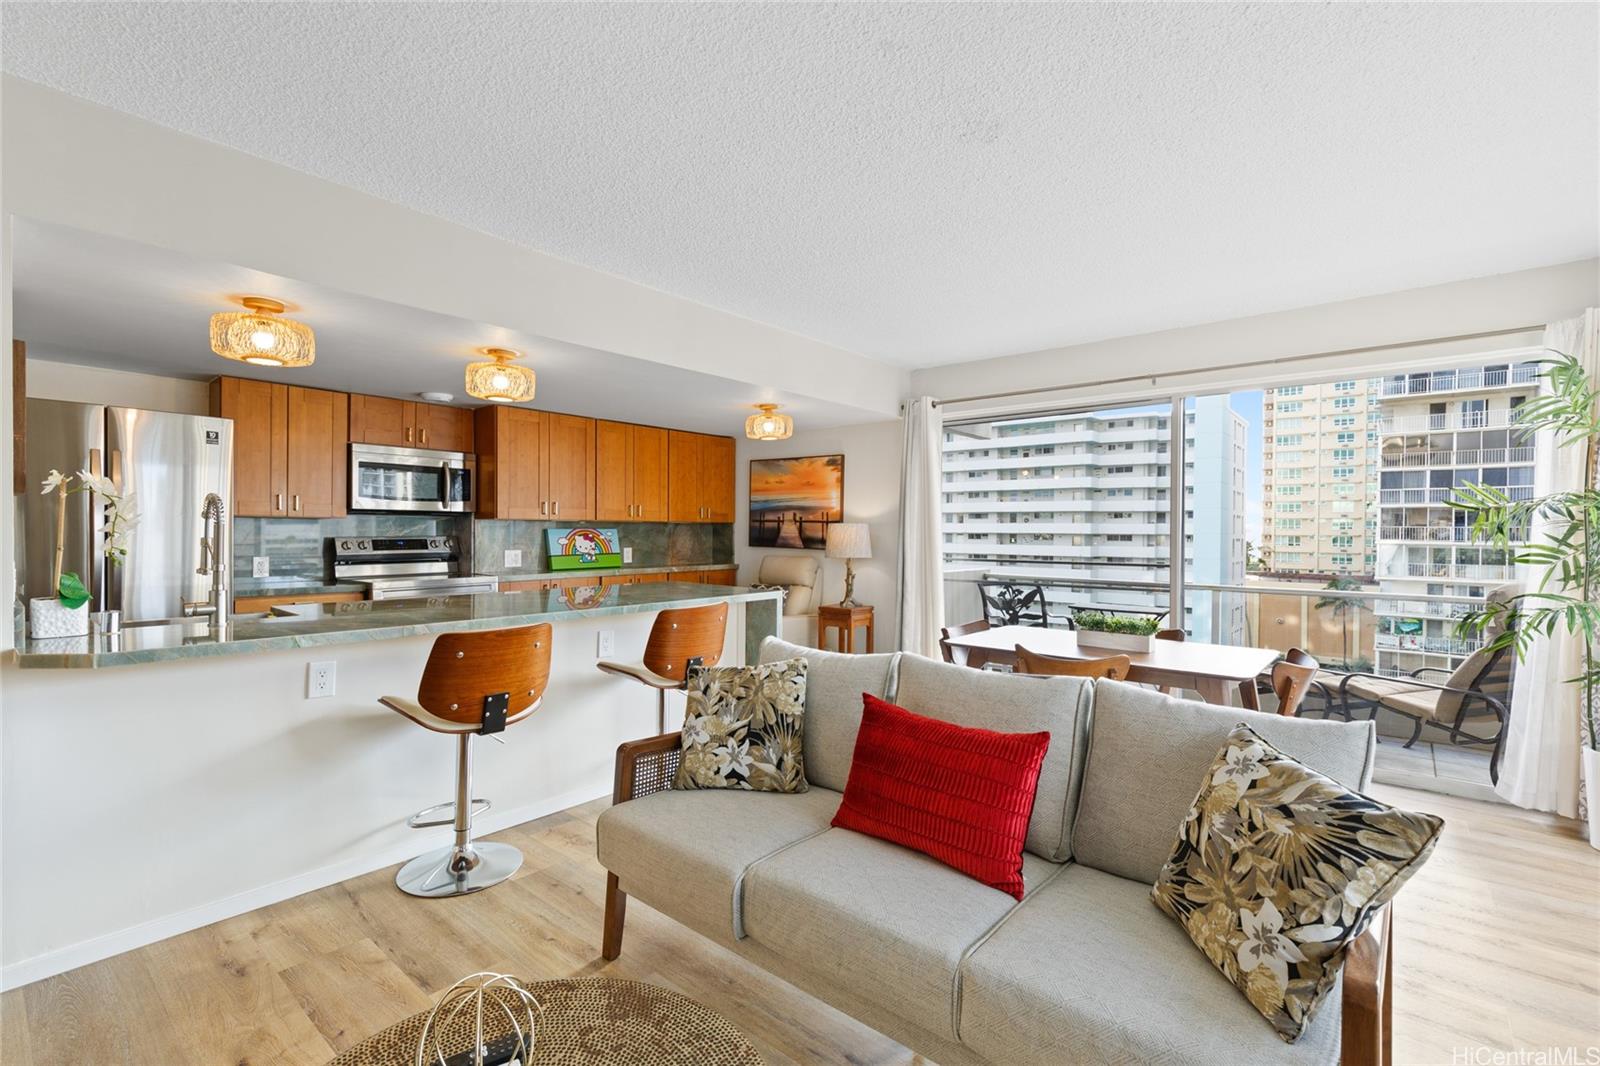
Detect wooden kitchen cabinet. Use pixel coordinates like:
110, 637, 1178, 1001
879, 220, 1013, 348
597, 420, 669, 522
502, 574, 602, 593
600, 571, 670, 588
234, 590, 364, 613
701, 567, 739, 585
350, 394, 473, 452
474, 407, 594, 521
213, 377, 347, 518
668, 430, 737, 523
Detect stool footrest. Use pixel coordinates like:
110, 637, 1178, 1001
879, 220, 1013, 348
407, 798, 491, 829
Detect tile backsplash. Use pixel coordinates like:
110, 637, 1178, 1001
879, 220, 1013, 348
233, 515, 468, 581
234, 515, 731, 582
473, 520, 733, 576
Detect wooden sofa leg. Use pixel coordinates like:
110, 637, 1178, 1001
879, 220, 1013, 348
1340, 905, 1392, 1066
602, 872, 627, 960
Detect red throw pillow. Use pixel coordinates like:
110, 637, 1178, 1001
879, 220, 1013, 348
831, 693, 1051, 899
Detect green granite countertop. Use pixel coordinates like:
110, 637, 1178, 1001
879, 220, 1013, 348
12, 583, 779, 670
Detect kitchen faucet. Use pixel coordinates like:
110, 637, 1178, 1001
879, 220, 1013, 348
183, 492, 229, 626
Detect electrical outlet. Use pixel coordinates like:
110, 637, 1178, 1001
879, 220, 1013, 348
252, 556, 270, 578
504, 549, 523, 568
597, 630, 615, 657
622, 547, 633, 564
307, 661, 336, 699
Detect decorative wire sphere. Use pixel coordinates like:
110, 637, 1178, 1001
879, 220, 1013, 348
209, 296, 315, 367
416, 972, 543, 1066
466, 348, 536, 404
744, 403, 793, 441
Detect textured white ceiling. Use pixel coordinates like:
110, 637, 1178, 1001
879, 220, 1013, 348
3, 2, 1596, 367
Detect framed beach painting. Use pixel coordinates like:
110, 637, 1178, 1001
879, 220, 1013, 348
748, 454, 844, 549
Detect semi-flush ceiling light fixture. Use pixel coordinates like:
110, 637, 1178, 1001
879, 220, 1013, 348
745, 403, 793, 441
209, 296, 315, 367
465, 347, 536, 404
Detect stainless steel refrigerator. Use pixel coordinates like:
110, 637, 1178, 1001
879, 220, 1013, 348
21, 400, 233, 625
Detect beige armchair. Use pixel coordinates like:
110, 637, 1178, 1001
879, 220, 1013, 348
755, 555, 820, 646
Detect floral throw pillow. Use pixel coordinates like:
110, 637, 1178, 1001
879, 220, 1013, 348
673, 658, 808, 793
1151, 723, 1443, 1043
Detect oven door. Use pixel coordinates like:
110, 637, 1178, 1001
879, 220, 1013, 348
349, 444, 476, 513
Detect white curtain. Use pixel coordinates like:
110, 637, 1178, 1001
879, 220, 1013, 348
898, 397, 945, 658
1494, 309, 1599, 818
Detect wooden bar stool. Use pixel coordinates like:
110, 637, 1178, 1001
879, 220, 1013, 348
597, 603, 728, 734
381, 624, 552, 898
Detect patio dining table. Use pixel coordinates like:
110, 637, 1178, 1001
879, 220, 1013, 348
943, 624, 1280, 708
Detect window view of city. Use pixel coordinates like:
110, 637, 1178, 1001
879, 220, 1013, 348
940, 355, 1539, 758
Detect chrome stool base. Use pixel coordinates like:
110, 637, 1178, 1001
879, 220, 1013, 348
396, 841, 523, 898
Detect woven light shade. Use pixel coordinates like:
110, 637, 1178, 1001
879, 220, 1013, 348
209, 297, 315, 367
466, 347, 536, 404
744, 403, 793, 441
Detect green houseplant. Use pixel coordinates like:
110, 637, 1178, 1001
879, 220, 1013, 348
1073, 610, 1161, 653
1451, 353, 1598, 843
29, 469, 139, 639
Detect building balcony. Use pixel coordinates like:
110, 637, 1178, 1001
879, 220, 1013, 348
1379, 365, 1538, 397
1390, 562, 1517, 581
1374, 598, 1476, 619
1379, 486, 1533, 505
1374, 633, 1485, 655
1379, 447, 1534, 468
1379, 409, 1525, 435
1378, 525, 1486, 543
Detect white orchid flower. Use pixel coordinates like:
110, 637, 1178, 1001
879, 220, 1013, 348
1235, 899, 1306, 990
40, 469, 70, 494
1211, 740, 1271, 790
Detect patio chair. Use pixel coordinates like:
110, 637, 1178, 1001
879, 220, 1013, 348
1337, 643, 1513, 784
977, 581, 1052, 628
940, 619, 992, 669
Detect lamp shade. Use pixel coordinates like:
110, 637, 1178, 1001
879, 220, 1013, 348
209, 296, 315, 367
465, 347, 536, 404
825, 522, 871, 560
745, 403, 794, 441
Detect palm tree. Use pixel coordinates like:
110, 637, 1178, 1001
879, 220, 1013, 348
1315, 576, 1366, 669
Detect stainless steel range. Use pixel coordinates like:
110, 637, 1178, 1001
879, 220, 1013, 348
329, 536, 500, 601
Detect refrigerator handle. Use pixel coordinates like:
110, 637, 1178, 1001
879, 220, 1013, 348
86, 448, 106, 611
110, 449, 123, 493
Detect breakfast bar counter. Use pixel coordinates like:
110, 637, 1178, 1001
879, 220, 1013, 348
11, 582, 782, 670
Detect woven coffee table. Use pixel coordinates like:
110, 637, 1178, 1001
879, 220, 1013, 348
329, 977, 765, 1066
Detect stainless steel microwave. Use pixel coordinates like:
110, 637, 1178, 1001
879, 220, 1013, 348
349, 443, 476, 513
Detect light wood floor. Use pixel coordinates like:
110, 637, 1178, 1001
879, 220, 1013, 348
3, 785, 1595, 1066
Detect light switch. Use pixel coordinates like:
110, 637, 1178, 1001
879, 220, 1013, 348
252, 556, 270, 578
504, 549, 523, 568
622, 547, 633, 563
597, 630, 615, 657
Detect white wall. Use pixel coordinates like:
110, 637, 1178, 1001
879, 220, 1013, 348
735, 420, 904, 650
0, 603, 751, 988
912, 258, 1600, 413
24, 358, 209, 415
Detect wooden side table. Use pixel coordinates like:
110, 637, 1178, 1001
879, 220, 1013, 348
818, 603, 874, 654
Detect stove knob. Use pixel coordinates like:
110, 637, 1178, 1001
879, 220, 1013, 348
359, 539, 372, 550
340, 539, 353, 551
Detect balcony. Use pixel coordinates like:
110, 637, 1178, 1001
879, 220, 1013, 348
1392, 562, 1517, 581
1379, 446, 1535, 468
1380, 409, 1525, 435
1378, 525, 1484, 543
1380, 365, 1538, 397
1374, 633, 1485, 655
1379, 486, 1533, 505
1374, 598, 1475, 619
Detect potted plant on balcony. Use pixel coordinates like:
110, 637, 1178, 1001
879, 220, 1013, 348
1072, 611, 1160, 654
29, 469, 139, 639
1452, 353, 1598, 848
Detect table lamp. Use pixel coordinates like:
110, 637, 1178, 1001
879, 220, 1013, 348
825, 523, 872, 607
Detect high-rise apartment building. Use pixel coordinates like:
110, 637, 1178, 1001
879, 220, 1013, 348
1260, 379, 1381, 577
1372, 360, 1538, 677
941, 398, 1247, 644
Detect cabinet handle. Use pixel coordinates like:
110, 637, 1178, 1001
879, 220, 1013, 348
553, 500, 559, 517
275, 492, 283, 512
420, 428, 428, 446
541, 500, 547, 516
405, 427, 413, 443
293, 494, 301, 512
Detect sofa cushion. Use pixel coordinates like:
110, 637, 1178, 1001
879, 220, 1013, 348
958, 864, 1341, 1066
758, 637, 899, 792
742, 826, 1061, 1042
1072, 681, 1376, 883
832, 693, 1051, 899
595, 787, 841, 942
1153, 723, 1441, 1044
674, 658, 809, 793
892, 653, 1091, 862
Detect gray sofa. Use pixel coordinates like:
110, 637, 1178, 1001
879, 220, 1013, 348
596, 638, 1391, 1066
